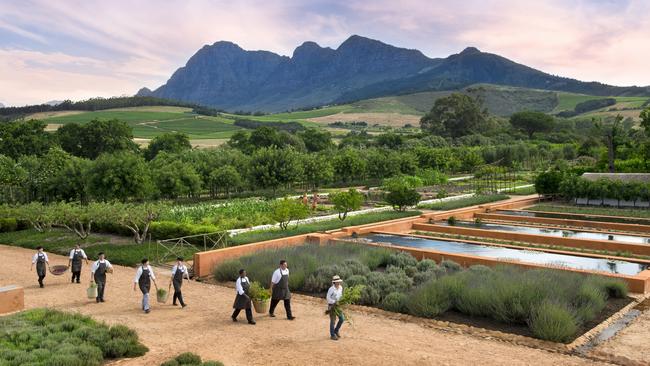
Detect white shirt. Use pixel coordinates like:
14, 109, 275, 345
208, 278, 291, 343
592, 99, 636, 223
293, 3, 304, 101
91, 259, 113, 273
271, 268, 289, 284
32, 252, 49, 263
133, 265, 156, 283
171, 264, 189, 279
69, 249, 88, 259
327, 285, 343, 305
235, 276, 250, 295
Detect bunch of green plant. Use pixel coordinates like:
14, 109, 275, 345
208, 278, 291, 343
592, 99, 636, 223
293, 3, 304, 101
447, 216, 457, 226
160, 352, 224, 366
248, 281, 271, 301
330, 188, 365, 220
157, 288, 167, 297
418, 194, 509, 210
0, 309, 147, 365
383, 175, 422, 211
332, 284, 365, 326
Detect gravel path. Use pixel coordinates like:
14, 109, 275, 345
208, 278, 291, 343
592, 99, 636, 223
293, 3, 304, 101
0, 244, 613, 366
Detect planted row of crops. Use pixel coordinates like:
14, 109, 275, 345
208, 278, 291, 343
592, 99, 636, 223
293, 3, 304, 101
213, 244, 628, 342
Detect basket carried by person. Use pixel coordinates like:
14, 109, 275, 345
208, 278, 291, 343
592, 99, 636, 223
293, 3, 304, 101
87, 282, 98, 299
49, 265, 69, 276
157, 288, 168, 303
249, 282, 271, 314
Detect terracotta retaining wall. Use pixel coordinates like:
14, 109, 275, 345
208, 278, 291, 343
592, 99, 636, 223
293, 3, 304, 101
474, 218, 650, 238
333, 238, 650, 294
412, 222, 650, 256
504, 208, 650, 225
475, 212, 650, 234
0, 285, 24, 314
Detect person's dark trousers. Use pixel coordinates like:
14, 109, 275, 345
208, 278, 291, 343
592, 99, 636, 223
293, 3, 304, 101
71, 271, 81, 283
37, 275, 45, 288
96, 281, 106, 301
173, 290, 185, 306
232, 308, 254, 322
269, 299, 292, 318
330, 311, 345, 337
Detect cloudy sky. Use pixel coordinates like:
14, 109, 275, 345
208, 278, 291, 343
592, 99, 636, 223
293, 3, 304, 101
1, 0, 649, 106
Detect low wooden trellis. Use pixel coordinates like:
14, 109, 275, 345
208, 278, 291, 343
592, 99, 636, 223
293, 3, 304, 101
154, 231, 228, 277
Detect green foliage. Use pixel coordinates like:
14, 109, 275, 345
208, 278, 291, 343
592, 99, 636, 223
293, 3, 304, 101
209, 165, 243, 197
534, 170, 565, 195
150, 153, 202, 199
509, 111, 555, 138
330, 189, 365, 220
381, 292, 409, 313
249, 281, 271, 301
88, 152, 154, 201
56, 119, 137, 159
0, 309, 146, 365
333, 148, 367, 183
174, 352, 202, 365
418, 194, 509, 210
0, 120, 54, 159
270, 197, 310, 230
145, 132, 192, 160
383, 176, 421, 211
529, 301, 578, 342
249, 147, 302, 194
420, 93, 488, 138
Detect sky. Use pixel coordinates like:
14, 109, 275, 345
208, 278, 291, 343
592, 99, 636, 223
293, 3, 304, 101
1, 0, 649, 106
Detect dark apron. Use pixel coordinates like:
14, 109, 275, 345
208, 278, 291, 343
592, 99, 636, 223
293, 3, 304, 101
94, 262, 106, 283
36, 253, 46, 277
172, 266, 184, 292
71, 250, 83, 272
233, 279, 251, 309
271, 270, 291, 300
138, 267, 151, 294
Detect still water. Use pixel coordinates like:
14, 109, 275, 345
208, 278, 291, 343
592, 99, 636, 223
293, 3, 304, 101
495, 210, 650, 226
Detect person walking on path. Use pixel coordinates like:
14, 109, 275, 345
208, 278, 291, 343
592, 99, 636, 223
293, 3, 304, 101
30, 246, 49, 288
327, 275, 345, 340
269, 259, 295, 320
231, 269, 255, 325
133, 258, 157, 314
68, 244, 89, 284
170, 257, 190, 308
90, 252, 113, 303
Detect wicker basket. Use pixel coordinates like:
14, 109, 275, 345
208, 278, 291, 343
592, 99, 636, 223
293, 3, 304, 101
49, 265, 69, 276
253, 299, 269, 314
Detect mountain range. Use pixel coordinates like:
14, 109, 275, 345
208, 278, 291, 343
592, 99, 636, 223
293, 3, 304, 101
138, 35, 650, 113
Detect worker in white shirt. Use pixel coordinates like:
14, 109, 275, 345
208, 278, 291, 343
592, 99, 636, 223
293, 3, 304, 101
30, 246, 49, 288
133, 258, 158, 314
170, 257, 190, 308
90, 252, 113, 303
269, 259, 295, 320
68, 244, 89, 284
231, 269, 255, 325
327, 275, 345, 341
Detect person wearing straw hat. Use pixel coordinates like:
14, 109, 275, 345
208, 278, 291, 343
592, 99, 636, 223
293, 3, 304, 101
231, 269, 255, 325
170, 257, 190, 308
133, 258, 158, 314
327, 275, 345, 340
68, 244, 89, 284
30, 246, 49, 288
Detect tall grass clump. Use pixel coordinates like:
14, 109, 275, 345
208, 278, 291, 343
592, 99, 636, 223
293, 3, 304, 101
0, 309, 147, 366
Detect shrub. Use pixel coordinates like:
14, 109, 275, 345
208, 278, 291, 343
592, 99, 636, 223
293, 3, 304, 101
440, 260, 461, 273
413, 270, 438, 286
160, 360, 180, 366
345, 275, 367, 287
416, 259, 438, 272
360, 286, 381, 305
109, 324, 138, 341
213, 260, 243, 282
359, 248, 392, 269
175, 352, 202, 364
201, 362, 224, 366
342, 259, 370, 276
366, 271, 413, 299
447, 216, 457, 226
0, 218, 18, 233
529, 301, 578, 342
381, 292, 408, 313
387, 251, 418, 269
407, 280, 452, 318
573, 285, 606, 322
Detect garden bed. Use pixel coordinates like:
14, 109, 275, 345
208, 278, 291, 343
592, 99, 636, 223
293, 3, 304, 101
527, 203, 650, 220
211, 242, 631, 343
418, 194, 510, 211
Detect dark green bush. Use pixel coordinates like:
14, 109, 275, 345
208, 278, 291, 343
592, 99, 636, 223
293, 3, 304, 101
359, 248, 392, 269
175, 352, 202, 364
342, 259, 370, 276
381, 292, 408, 313
407, 280, 452, 318
345, 275, 367, 287
416, 259, 438, 272
160, 360, 180, 366
360, 286, 381, 305
201, 362, 224, 366
440, 260, 461, 273
0, 218, 18, 232
529, 301, 578, 342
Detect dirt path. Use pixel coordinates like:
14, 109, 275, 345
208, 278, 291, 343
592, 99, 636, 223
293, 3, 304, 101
0, 244, 612, 366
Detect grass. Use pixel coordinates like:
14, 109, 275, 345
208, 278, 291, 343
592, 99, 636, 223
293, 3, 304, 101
0, 308, 147, 365
229, 210, 420, 246
418, 194, 510, 211
161, 352, 224, 366
528, 203, 650, 219
500, 185, 537, 195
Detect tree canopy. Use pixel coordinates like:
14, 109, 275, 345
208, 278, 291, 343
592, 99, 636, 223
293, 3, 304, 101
510, 111, 555, 139
420, 93, 488, 138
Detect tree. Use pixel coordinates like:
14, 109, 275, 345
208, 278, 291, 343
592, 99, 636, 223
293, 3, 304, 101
18, 147, 72, 202
376, 133, 404, 149
595, 116, 628, 173
47, 156, 91, 203
333, 149, 366, 183
301, 154, 334, 190
106, 202, 166, 244
270, 197, 309, 230
88, 152, 154, 201
50, 202, 100, 240
330, 189, 365, 220
420, 93, 488, 138
56, 119, 137, 159
209, 165, 243, 197
639, 107, 650, 135
0, 154, 26, 203
382, 176, 422, 211
145, 132, 192, 160
299, 128, 334, 152
534, 170, 565, 195
0, 119, 54, 159
510, 111, 555, 139
249, 147, 302, 195
13, 202, 54, 232
150, 153, 202, 199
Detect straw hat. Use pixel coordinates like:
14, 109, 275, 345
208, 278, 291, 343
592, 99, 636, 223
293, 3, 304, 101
332, 275, 343, 283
